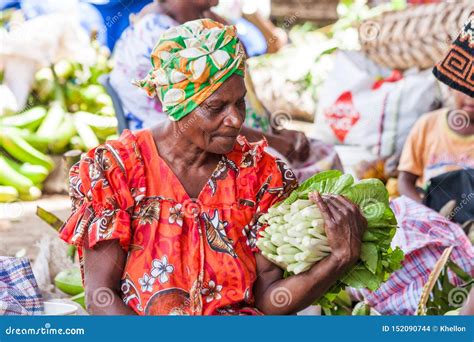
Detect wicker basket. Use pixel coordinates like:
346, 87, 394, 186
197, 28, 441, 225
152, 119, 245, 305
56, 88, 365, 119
271, 0, 339, 26
416, 246, 453, 316
360, 1, 472, 70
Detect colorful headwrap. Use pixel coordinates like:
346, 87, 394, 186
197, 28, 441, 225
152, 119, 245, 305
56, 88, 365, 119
135, 19, 246, 121
433, 12, 474, 97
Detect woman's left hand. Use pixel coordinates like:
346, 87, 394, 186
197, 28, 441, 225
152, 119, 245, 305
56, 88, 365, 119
312, 193, 367, 268
268, 128, 310, 163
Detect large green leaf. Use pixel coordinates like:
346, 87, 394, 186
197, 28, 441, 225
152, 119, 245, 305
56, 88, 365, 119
283, 170, 343, 205
425, 260, 473, 315
361, 243, 378, 274
387, 247, 404, 272
342, 179, 389, 206
342, 265, 380, 290
447, 261, 472, 283
317, 173, 354, 195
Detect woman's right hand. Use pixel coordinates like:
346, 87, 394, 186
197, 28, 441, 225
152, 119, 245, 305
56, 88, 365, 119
311, 192, 367, 269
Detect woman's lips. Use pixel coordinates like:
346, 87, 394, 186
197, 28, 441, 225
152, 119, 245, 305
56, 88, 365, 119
220, 135, 237, 140
216, 133, 238, 139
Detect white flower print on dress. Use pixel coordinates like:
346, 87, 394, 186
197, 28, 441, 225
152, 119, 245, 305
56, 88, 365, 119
168, 203, 184, 227
242, 224, 258, 249
201, 280, 223, 303
151, 256, 174, 284
242, 214, 261, 249
138, 273, 155, 293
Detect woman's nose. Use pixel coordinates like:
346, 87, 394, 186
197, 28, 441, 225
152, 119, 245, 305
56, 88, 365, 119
223, 106, 244, 128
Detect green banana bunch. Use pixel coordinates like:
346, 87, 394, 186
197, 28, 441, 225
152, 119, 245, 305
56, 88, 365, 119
0, 127, 55, 171
73, 114, 99, 150
0, 185, 19, 202
0, 155, 41, 199
0, 106, 47, 131
3, 156, 49, 184
48, 114, 77, 154
36, 102, 65, 137
74, 111, 117, 139
33, 68, 55, 103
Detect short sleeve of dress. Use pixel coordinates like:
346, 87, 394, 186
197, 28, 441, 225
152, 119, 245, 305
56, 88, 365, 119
59, 130, 146, 251
255, 156, 298, 214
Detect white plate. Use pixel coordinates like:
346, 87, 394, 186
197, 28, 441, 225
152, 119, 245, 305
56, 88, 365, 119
42, 301, 78, 316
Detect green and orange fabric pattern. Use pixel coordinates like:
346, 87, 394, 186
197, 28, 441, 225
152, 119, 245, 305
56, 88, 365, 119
135, 18, 246, 121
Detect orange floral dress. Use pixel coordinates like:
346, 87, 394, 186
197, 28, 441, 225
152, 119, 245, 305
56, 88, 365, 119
59, 129, 297, 315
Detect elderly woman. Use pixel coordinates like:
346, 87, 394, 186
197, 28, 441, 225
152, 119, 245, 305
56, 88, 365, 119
59, 19, 366, 315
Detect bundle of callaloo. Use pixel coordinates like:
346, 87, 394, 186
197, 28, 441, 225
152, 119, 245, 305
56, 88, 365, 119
256, 170, 404, 307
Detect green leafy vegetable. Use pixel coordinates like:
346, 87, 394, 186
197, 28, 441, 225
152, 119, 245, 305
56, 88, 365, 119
257, 171, 404, 308
424, 261, 473, 315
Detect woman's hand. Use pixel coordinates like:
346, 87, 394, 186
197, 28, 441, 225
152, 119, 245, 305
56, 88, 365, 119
240, 126, 310, 163
311, 192, 367, 269
267, 128, 310, 163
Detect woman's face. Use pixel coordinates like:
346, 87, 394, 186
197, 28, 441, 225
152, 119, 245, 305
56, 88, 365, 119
175, 74, 246, 155
453, 88, 474, 119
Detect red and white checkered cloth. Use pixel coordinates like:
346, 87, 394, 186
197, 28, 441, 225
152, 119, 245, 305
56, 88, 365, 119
0, 257, 43, 315
349, 196, 474, 315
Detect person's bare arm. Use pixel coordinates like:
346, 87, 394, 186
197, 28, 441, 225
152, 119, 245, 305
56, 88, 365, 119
205, 10, 230, 26
83, 239, 136, 315
254, 193, 366, 314
398, 171, 422, 203
254, 252, 353, 314
240, 125, 266, 142
241, 126, 310, 163
460, 288, 474, 315
129, 1, 158, 25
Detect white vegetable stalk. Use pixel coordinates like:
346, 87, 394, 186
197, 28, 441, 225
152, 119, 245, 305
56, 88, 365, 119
257, 199, 331, 274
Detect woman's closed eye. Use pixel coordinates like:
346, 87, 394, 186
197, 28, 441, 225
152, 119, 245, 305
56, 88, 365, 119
204, 97, 245, 117
209, 106, 224, 114
236, 97, 246, 109
202, 102, 224, 115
